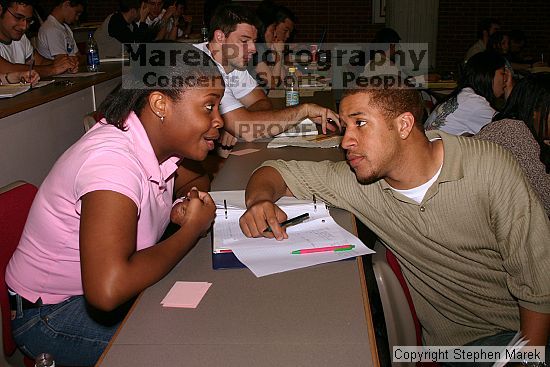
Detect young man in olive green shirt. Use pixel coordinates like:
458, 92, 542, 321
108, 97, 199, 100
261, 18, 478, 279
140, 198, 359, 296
240, 86, 550, 361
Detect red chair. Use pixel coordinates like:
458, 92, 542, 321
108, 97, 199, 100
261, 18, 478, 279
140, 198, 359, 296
372, 240, 439, 367
0, 181, 38, 367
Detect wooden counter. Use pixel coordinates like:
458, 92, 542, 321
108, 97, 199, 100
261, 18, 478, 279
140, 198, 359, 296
0, 63, 121, 119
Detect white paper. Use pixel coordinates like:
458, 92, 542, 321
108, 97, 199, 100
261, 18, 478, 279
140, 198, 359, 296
0, 84, 30, 98
276, 118, 318, 137
268, 134, 342, 149
210, 190, 374, 277
100, 57, 128, 63
56, 72, 106, 77
34, 80, 55, 88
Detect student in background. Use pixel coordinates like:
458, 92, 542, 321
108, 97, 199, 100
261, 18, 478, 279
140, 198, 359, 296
361, 27, 440, 86
37, 0, 84, 63
425, 51, 509, 136
506, 29, 547, 71
241, 83, 550, 362
164, 0, 192, 40
6, 44, 223, 366
94, 0, 151, 58
464, 17, 500, 61
195, 3, 339, 146
487, 31, 510, 56
475, 73, 550, 214
0, 0, 78, 76
249, 2, 296, 91
144, 0, 163, 25
143, 0, 178, 40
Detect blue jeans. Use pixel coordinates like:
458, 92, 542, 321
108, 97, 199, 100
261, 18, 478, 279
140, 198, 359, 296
11, 295, 126, 366
442, 331, 549, 367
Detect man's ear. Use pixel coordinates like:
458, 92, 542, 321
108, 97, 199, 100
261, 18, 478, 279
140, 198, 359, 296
397, 112, 415, 139
213, 29, 225, 43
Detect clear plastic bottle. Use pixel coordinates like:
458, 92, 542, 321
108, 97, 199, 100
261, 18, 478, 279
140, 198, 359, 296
86, 32, 100, 72
34, 353, 55, 367
201, 23, 209, 42
285, 67, 299, 107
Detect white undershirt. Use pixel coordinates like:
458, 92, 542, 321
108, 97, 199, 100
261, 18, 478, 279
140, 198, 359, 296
390, 138, 443, 204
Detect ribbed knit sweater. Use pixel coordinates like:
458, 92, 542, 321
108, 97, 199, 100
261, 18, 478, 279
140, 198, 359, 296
262, 130, 550, 346
475, 119, 550, 215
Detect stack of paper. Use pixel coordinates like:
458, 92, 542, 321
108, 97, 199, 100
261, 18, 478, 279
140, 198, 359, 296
100, 57, 128, 63
56, 72, 106, 77
276, 118, 318, 137
34, 80, 55, 88
210, 190, 374, 277
268, 134, 342, 149
160, 281, 212, 308
0, 84, 30, 98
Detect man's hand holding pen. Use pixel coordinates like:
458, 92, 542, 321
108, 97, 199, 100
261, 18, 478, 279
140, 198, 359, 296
12, 70, 40, 85
239, 201, 290, 240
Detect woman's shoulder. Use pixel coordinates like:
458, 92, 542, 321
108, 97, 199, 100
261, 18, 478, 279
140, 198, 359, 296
457, 87, 489, 104
476, 119, 532, 140
456, 87, 495, 117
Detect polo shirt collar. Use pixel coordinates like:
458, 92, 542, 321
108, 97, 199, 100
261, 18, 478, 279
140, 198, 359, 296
425, 130, 464, 183
379, 130, 464, 192
125, 111, 180, 188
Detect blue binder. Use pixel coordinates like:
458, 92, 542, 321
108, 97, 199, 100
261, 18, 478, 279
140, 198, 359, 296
212, 248, 246, 269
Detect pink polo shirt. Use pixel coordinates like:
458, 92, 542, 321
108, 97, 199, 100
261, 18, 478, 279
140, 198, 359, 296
6, 112, 180, 304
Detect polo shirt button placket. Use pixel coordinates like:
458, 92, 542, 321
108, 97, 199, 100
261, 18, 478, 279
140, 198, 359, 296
419, 206, 426, 212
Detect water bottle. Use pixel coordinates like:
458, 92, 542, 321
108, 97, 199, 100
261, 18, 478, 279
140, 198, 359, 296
34, 353, 55, 367
285, 67, 299, 107
86, 32, 100, 72
201, 24, 209, 42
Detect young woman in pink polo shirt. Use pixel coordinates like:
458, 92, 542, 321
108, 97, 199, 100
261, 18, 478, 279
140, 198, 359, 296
6, 44, 224, 366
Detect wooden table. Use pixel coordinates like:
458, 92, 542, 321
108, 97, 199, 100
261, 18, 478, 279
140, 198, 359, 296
0, 63, 121, 187
97, 142, 379, 367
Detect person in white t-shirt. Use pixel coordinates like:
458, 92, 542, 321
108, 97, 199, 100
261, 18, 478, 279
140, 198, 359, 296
0, 0, 78, 76
94, 0, 151, 58
194, 3, 339, 147
37, 0, 84, 62
158, 0, 192, 40
143, 0, 174, 40
425, 51, 509, 136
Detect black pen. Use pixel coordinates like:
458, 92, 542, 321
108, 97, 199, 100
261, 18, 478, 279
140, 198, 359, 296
263, 213, 310, 233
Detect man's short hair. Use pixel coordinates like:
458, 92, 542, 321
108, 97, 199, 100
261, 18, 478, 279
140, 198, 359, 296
343, 84, 425, 130
476, 17, 500, 39
54, 0, 86, 6
118, 0, 141, 12
0, 0, 34, 14
209, 3, 261, 41
373, 27, 401, 44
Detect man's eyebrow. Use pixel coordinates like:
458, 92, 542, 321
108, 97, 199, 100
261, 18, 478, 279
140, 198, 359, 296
348, 112, 365, 117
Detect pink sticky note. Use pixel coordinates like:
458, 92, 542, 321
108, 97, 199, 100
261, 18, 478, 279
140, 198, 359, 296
229, 148, 261, 156
161, 281, 212, 308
